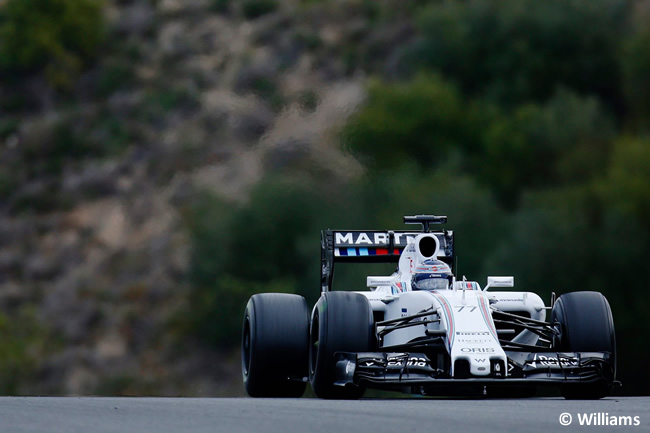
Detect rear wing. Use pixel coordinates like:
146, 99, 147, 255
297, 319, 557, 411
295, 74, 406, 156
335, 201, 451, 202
320, 215, 454, 292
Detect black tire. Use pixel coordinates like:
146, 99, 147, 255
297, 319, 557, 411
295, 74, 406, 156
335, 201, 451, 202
551, 291, 616, 400
309, 291, 375, 399
242, 293, 309, 397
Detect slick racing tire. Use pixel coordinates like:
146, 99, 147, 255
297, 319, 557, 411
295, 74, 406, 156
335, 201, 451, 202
309, 291, 375, 399
242, 293, 310, 397
551, 291, 616, 400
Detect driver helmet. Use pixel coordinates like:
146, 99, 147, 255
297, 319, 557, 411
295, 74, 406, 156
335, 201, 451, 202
412, 259, 453, 291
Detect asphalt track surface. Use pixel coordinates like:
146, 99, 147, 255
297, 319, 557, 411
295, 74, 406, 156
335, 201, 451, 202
1, 396, 648, 433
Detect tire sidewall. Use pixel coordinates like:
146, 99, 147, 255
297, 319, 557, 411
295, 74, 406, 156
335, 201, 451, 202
309, 295, 329, 396
242, 296, 261, 392
242, 293, 309, 397
309, 292, 374, 399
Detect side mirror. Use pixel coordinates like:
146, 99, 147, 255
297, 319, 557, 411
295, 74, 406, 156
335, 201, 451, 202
484, 276, 514, 291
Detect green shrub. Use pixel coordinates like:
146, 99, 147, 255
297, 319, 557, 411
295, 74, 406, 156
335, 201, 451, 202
97, 59, 135, 97
22, 123, 93, 175
0, 308, 51, 394
0, 168, 17, 199
297, 90, 319, 112
0, 118, 18, 139
242, 0, 277, 19
294, 30, 323, 51
245, 76, 285, 111
137, 87, 201, 123
0, 0, 105, 88
211, 0, 231, 13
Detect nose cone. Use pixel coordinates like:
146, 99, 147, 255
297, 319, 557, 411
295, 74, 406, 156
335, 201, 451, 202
470, 356, 491, 376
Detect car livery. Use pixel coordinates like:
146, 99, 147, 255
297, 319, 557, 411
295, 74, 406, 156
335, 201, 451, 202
242, 215, 617, 399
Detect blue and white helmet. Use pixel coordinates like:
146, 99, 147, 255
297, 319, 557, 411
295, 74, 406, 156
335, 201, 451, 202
412, 259, 453, 291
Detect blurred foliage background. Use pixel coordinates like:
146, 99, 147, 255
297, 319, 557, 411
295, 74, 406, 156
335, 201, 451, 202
0, 0, 649, 396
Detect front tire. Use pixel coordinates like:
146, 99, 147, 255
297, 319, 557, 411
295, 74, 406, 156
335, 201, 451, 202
551, 291, 616, 399
242, 293, 309, 397
309, 291, 374, 399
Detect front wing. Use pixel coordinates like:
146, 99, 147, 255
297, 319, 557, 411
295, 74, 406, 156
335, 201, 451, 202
334, 351, 614, 388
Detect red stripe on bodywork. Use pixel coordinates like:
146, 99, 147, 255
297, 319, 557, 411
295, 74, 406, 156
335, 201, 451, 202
477, 293, 498, 339
432, 292, 454, 349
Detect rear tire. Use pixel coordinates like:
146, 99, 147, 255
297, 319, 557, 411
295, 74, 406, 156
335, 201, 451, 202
242, 293, 309, 397
309, 292, 375, 399
551, 291, 616, 400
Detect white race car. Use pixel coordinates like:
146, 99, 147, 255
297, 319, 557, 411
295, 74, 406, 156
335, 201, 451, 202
242, 215, 617, 399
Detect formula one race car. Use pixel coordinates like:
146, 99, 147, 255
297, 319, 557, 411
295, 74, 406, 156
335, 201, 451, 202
241, 215, 617, 399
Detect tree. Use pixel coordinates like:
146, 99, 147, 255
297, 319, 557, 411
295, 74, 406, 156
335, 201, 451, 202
342, 73, 482, 171
410, 0, 628, 110
475, 90, 615, 207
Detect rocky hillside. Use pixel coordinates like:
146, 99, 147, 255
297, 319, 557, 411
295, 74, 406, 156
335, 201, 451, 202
6, 0, 649, 397
0, 0, 414, 395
